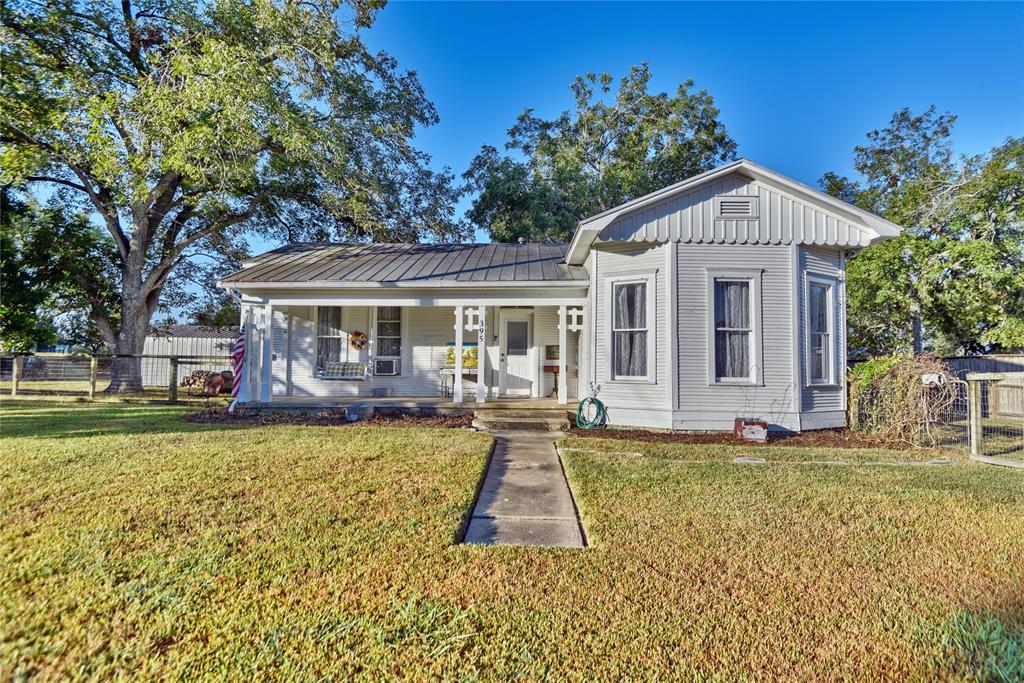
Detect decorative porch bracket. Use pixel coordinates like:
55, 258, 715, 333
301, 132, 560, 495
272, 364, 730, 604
560, 306, 585, 333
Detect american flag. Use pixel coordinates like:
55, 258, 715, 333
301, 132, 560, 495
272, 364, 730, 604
231, 332, 245, 397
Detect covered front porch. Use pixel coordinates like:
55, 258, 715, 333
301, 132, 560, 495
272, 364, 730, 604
233, 288, 587, 410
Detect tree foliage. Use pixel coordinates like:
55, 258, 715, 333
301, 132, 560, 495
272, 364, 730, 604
1, 190, 117, 352
1, 0, 463, 389
822, 108, 1024, 356
462, 64, 737, 243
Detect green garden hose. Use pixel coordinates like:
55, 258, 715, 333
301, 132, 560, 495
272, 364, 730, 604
576, 396, 607, 429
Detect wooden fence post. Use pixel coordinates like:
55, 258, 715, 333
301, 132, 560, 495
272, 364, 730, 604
10, 355, 20, 397
168, 356, 178, 403
88, 355, 98, 399
968, 379, 983, 457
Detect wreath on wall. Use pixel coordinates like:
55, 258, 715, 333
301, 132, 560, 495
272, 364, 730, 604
349, 331, 368, 351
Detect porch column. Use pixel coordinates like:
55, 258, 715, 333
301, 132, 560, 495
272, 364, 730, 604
558, 305, 568, 405
260, 303, 273, 403
453, 305, 464, 404
476, 305, 487, 404
239, 306, 254, 403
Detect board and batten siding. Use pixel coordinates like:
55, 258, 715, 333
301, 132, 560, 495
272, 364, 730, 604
674, 243, 799, 431
598, 172, 875, 248
798, 246, 846, 426
592, 244, 672, 427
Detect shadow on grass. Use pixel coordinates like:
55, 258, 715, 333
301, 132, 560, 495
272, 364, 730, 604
940, 607, 1023, 682
0, 401, 247, 440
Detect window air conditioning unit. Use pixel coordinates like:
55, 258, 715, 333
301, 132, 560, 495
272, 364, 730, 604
374, 359, 399, 376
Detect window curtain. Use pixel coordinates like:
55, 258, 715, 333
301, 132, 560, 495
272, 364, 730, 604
376, 307, 402, 358
809, 284, 829, 381
316, 307, 344, 370
714, 281, 750, 379
614, 283, 647, 376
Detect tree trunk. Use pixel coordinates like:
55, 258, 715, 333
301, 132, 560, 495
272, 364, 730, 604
103, 273, 157, 392
104, 316, 149, 392
911, 302, 923, 355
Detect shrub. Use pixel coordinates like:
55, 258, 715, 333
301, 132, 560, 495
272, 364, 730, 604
848, 353, 958, 444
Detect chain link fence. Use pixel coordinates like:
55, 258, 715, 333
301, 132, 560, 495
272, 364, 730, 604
1, 353, 234, 403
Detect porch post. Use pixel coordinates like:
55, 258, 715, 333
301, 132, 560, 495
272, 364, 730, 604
260, 303, 273, 403
476, 305, 487, 404
453, 306, 464, 404
558, 305, 568, 405
239, 307, 252, 403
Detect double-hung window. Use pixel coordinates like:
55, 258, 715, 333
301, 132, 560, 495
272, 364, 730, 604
374, 306, 402, 375
714, 280, 752, 380
807, 279, 834, 384
708, 270, 762, 385
612, 281, 649, 379
316, 306, 344, 374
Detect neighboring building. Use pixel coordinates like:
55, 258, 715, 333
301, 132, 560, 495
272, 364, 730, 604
219, 159, 901, 431
142, 325, 237, 387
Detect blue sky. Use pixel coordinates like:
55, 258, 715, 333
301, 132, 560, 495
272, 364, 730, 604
356, 1, 1024, 242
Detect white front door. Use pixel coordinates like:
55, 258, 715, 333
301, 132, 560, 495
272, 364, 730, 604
499, 312, 534, 396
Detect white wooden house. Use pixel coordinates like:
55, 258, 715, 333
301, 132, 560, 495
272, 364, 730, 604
219, 159, 901, 431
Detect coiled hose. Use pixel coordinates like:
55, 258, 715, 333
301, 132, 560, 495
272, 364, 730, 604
576, 396, 607, 429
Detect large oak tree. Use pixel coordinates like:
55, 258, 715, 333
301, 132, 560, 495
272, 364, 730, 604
1, 0, 465, 390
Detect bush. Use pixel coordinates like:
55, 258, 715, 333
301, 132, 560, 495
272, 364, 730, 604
848, 353, 958, 444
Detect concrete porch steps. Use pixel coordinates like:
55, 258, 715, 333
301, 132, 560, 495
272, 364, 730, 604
472, 409, 571, 432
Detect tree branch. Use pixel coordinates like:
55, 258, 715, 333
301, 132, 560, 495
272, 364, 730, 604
141, 193, 265, 294
26, 175, 89, 193
5, 123, 130, 261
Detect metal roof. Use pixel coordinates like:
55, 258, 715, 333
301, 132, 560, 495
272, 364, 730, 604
220, 242, 588, 288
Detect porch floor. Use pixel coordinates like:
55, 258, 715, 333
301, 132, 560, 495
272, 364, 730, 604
241, 395, 570, 413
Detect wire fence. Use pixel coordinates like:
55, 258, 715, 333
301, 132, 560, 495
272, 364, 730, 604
1, 353, 234, 403
966, 373, 1024, 462
917, 378, 971, 452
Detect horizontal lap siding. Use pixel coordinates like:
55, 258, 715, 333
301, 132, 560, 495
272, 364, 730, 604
594, 245, 671, 421
275, 305, 575, 399
282, 305, 457, 398
676, 244, 796, 427
800, 247, 845, 414
600, 173, 872, 248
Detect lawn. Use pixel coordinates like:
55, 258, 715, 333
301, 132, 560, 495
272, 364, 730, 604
2, 401, 1022, 680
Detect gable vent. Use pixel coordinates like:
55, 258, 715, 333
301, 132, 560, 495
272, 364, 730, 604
715, 196, 757, 219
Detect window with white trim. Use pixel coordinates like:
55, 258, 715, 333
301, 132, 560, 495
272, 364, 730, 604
374, 306, 402, 375
315, 306, 344, 373
713, 279, 753, 381
612, 281, 648, 379
807, 279, 834, 384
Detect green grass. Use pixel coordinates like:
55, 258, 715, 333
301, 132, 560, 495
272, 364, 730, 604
559, 434, 969, 463
2, 401, 1023, 680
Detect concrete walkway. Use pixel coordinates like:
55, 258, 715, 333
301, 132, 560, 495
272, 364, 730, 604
463, 431, 586, 548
